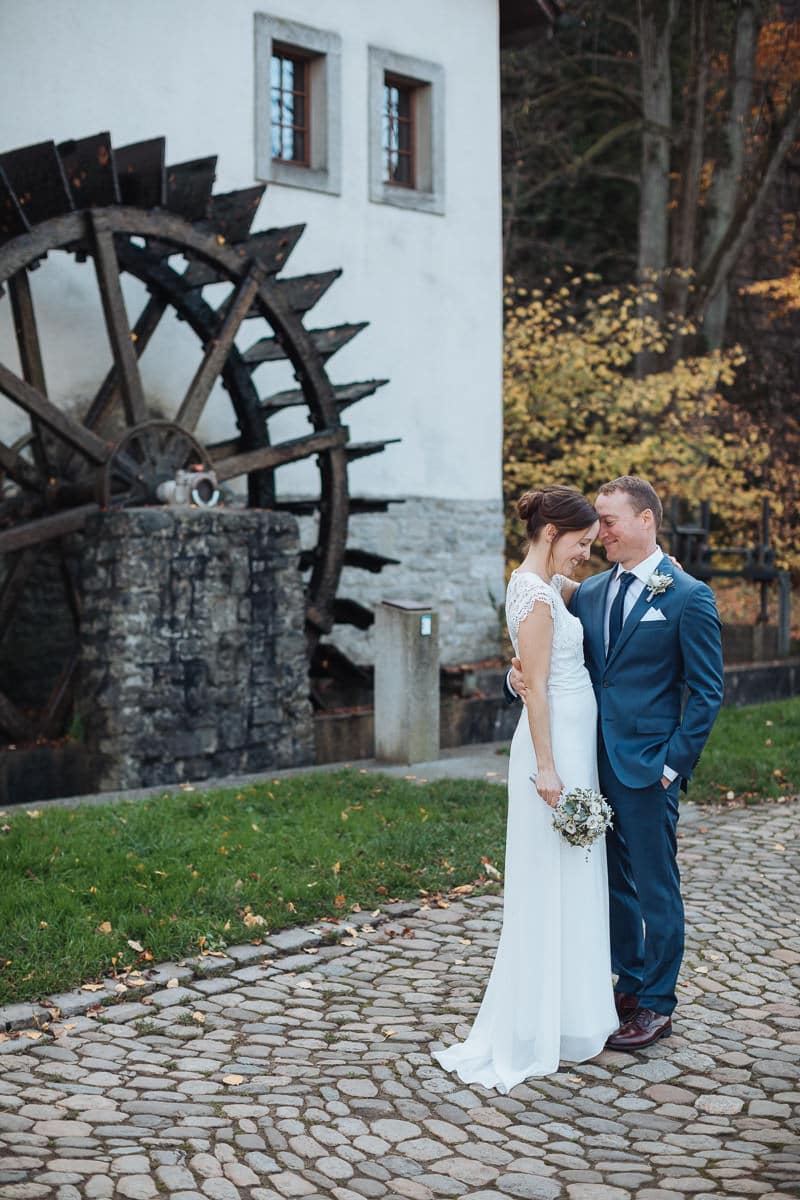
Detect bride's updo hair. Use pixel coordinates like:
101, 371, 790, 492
517, 486, 597, 544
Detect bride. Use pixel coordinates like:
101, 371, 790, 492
434, 485, 618, 1092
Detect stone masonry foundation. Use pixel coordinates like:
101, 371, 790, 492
73, 508, 313, 790
297, 496, 507, 665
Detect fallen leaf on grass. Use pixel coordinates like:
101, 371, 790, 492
26, 810, 42, 819
334, 893, 346, 909
127, 939, 144, 953
97, 921, 112, 934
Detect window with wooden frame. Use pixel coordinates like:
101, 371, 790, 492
271, 46, 311, 167
368, 47, 444, 215
255, 15, 341, 196
383, 74, 415, 188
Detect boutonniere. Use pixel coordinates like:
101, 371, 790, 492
645, 571, 674, 602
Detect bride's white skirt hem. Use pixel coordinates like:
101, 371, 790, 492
433, 1021, 618, 1095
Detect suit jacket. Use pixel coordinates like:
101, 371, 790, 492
570, 556, 724, 790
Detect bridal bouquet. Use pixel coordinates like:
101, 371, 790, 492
552, 787, 613, 855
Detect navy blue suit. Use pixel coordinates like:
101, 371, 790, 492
571, 557, 723, 1014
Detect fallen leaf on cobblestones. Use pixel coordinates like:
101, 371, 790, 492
23, 1030, 43, 1040
165, 978, 179, 989
775, 842, 785, 850
223, 1073, 244, 1085
81, 982, 105, 992
192, 1012, 205, 1023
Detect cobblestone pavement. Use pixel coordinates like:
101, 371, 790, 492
1, 799, 798, 1200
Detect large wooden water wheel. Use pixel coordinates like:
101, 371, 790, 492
0, 132, 398, 743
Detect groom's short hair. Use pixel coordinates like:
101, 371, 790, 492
597, 476, 663, 529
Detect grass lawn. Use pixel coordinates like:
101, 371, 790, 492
1, 697, 797, 1008
691, 696, 799, 803
0, 774, 506, 1007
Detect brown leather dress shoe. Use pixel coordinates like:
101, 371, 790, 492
614, 991, 639, 1021
605, 1007, 672, 1051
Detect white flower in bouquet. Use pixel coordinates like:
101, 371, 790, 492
552, 787, 613, 858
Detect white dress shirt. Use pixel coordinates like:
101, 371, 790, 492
604, 546, 678, 783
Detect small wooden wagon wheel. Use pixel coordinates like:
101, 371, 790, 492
0, 133, 399, 743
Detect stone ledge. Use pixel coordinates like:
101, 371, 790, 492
0, 900, 421, 1034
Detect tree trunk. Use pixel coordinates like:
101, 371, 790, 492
668, 0, 709, 358
693, 82, 800, 326
636, 0, 679, 373
700, 0, 759, 347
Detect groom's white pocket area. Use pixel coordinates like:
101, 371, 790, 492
640, 608, 668, 622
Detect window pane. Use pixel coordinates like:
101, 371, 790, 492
383, 76, 414, 186
271, 50, 310, 164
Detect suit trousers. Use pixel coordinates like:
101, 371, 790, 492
598, 734, 684, 1015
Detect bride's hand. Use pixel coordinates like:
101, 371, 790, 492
534, 767, 563, 809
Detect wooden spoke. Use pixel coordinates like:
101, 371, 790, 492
0, 546, 39, 642
0, 363, 108, 462
8, 269, 54, 475
89, 212, 147, 426
0, 502, 99, 555
214, 426, 348, 483
206, 436, 243, 460
0, 437, 43, 491
40, 651, 79, 737
175, 265, 263, 432
0, 687, 37, 742
83, 292, 169, 432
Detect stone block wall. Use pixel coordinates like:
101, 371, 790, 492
73, 508, 313, 790
297, 497, 507, 666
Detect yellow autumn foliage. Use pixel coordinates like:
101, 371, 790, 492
503, 279, 796, 570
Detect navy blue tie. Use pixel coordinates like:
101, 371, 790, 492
607, 571, 636, 658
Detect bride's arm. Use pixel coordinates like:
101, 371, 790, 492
517, 603, 563, 808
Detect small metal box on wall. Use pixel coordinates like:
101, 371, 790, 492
374, 599, 440, 764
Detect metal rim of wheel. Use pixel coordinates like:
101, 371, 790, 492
0, 132, 399, 743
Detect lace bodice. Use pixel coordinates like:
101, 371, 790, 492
506, 570, 590, 694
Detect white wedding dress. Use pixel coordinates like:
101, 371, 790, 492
434, 570, 618, 1092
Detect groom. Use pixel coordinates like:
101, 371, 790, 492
508, 476, 723, 1049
